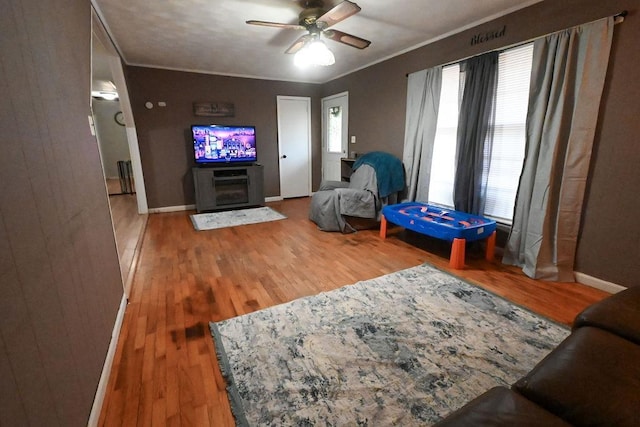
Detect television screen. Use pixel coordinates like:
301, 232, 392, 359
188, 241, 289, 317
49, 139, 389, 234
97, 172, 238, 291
192, 124, 257, 165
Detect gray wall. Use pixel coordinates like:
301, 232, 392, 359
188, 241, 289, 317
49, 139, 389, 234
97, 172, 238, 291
0, 0, 124, 425
321, 0, 640, 288
93, 99, 130, 179
125, 68, 323, 208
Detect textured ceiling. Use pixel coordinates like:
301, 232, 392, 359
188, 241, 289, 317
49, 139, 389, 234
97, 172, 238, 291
93, 0, 541, 84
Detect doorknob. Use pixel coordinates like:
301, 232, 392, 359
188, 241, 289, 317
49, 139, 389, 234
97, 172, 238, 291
281, 155, 287, 159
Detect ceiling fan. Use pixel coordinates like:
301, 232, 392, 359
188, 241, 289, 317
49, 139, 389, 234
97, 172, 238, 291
246, 0, 371, 57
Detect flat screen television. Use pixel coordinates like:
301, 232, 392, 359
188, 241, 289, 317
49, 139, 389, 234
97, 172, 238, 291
192, 124, 257, 165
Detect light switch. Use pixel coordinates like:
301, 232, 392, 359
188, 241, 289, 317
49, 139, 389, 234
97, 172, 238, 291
350, 135, 356, 143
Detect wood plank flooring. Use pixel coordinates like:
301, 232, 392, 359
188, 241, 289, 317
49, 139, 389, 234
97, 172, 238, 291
98, 197, 609, 426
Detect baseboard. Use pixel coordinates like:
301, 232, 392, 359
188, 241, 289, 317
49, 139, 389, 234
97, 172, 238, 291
150, 200, 290, 211
148, 204, 196, 213
575, 272, 626, 294
88, 295, 128, 427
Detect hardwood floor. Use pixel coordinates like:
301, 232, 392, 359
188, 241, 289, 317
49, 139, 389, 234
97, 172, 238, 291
98, 197, 609, 426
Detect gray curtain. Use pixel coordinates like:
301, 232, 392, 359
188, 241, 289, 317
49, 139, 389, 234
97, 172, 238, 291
402, 67, 442, 201
503, 17, 614, 281
453, 52, 499, 215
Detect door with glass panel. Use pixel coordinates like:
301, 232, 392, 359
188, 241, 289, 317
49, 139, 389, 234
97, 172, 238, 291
321, 92, 348, 181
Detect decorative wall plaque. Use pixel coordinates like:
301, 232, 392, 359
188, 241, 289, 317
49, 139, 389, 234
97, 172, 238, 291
470, 25, 506, 46
193, 102, 235, 117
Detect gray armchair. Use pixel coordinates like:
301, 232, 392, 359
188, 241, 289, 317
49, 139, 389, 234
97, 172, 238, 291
309, 152, 404, 233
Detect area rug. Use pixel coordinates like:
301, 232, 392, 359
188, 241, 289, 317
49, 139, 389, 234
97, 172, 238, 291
210, 263, 569, 426
190, 207, 286, 231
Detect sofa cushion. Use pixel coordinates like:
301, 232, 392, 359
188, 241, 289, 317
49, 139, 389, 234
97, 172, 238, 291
573, 285, 640, 345
513, 327, 640, 427
433, 386, 571, 426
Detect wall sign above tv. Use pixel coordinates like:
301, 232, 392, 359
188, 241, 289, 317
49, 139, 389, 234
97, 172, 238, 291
192, 124, 257, 165
193, 102, 235, 117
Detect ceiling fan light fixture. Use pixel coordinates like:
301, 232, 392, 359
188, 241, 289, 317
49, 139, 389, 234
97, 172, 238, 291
92, 90, 119, 101
294, 39, 335, 68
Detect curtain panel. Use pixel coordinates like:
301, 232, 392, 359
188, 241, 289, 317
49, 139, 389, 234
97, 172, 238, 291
402, 67, 442, 201
453, 52, 499, 215
503, 17, 614, 281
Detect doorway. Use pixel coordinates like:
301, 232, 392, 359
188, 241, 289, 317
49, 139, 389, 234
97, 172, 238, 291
92, 10, 148, 297
321, 92, 349, 181
277, 96, 312, 198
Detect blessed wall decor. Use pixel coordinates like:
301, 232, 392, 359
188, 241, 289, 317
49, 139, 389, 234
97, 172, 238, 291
470, 25, 506, 46
193, 102, 235, 117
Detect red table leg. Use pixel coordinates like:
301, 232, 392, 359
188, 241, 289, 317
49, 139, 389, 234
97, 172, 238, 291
380, 215, 387, 239
450, 238, 466, 269
485, 231, 496, 262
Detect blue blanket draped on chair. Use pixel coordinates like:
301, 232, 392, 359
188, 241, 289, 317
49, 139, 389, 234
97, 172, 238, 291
353, 151, 405, 198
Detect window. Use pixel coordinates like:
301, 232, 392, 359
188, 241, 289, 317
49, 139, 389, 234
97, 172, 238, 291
483, 43, 533, 221
429, 64, 460, 208
428, 43, 533, 223
327, 106, 343, 153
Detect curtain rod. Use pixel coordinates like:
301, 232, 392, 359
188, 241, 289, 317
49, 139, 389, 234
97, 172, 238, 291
405, 10, 627, 77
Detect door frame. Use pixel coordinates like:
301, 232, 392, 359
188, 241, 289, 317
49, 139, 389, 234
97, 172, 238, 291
276, 95, 312, 198
92, 9, 148, 214
321, 91, 349, 181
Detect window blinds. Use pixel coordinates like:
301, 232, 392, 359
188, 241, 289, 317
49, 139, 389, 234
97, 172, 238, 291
427, 43, 533, 223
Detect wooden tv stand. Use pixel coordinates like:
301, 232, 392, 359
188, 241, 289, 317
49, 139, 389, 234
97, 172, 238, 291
192, 164, 264, 213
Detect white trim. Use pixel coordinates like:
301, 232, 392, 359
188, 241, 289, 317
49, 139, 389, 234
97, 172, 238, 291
125, 128, 148, 214
265, 196, 284, 203
148, 204, 196, 214
91, 10, 148, 215
575, 272, 626, 294
88, 295, 128, 427
90, 2, 125, 61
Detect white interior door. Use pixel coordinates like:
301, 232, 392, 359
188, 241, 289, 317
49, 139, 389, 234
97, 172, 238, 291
277, 96, 311, 198
321, 92, 349, 181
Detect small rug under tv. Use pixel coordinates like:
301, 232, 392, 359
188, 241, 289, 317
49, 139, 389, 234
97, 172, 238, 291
190, 207, 286, 231
210, 263, 569, 426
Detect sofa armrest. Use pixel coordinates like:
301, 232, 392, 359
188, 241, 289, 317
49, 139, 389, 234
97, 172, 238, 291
513, 327, 640, 427
573, 286, 640, 345
433, 386, 571, 427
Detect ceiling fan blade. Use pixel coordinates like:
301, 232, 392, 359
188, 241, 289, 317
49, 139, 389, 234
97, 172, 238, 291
246, 20, 305, 30
285, 34, 313, 54
323, 29, 371, 49
316, 0, 361, 28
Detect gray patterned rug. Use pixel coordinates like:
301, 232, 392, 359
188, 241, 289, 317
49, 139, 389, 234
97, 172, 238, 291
210, 263, 568, 426
190, 206, 286, 231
